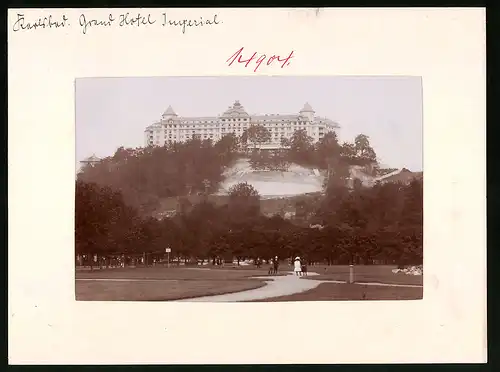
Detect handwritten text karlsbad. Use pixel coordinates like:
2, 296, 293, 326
11, 12, 222, 35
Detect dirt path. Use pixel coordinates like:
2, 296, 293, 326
176, 271, 423, 302
177, 272, 322, 302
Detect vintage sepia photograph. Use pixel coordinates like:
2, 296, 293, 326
75, 76, 423, 302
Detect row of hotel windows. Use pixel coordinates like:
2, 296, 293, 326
147, 136, 304, 146
160, 125, 320, 131
160, 126, 319, 134
147, 131, 326, 145
154, 126, 325, 134
149, 130, 325, 139
148, 127, 327, 136
147, 126, 326, 135
159, 120, 320, 128
160, 118, 318, 124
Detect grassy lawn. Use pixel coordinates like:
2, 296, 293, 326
75, 265, 423, 301
197, 263, 423, 287
75, 266, 275, 301
76, 279, 266, 301
251, 283, 423, 302
76, 266, 285, 280
301, 265, 423, 286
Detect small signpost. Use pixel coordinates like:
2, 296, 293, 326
165, 247, 171, 268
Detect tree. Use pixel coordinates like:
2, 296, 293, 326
240, 129, 249, 152
215, 134, 239, 164
78, 138, 227, 214
227, 182, 261, 220
340, 142, 357, 164
176, 196, 193, 216
269, 150, 290, 171
322, 155, 351, 191
290, 129, 314, 165
75, 180, 139, 267
354, 134, 377, 165
280, 137, 291, 148
294, 199, 308, 222
249, 149, 270, 170
183, 200, 222, 262
354, 134, 370, 154
315, 132, 341, 169
228, 182, 260, 200
247, 124, 271, 150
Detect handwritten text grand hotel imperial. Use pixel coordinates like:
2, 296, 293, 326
12, 12, 222, 35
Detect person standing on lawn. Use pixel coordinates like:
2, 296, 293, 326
273, 256, 279, 275
294, 256, 302, 276
268, 259, 274, 275
301, 259, 308, 276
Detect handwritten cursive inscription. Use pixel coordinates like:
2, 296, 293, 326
12, 13, 69, 31
161, 13, 221, 34
118, 12, 156, 27
79, 13, 115, 35
12, 12, 224, 35
226, 47, 295, 73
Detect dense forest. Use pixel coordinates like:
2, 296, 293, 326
75, 178, 423, 266
76, 126, 422, 267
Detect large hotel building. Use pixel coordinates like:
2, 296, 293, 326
144, 100, 340, 149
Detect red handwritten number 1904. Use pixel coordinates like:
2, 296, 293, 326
226, 47, 294, 73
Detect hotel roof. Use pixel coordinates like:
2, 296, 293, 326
163, 105, 177, 116
300, 102, 314, 112
144, 101, 339, 128
221, 100, 250, 118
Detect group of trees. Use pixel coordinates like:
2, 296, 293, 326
76, 124, 422, 267
78, 125, 380, 214
76, 176, 423, 267
243, 126, 379, 176
78, 136, 239, 214
249, 149, 290, 172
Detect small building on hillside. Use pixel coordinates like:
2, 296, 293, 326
80, 154, 101, 168
375, 168, 422, 185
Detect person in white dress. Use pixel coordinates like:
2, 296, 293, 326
294, 257, 302, 276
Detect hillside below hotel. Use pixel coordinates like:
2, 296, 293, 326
218, 158, 325, 197
144, 100, 340, 149
217, 159, 422, 199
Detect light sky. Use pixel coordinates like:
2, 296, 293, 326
76, 76, 422, 171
